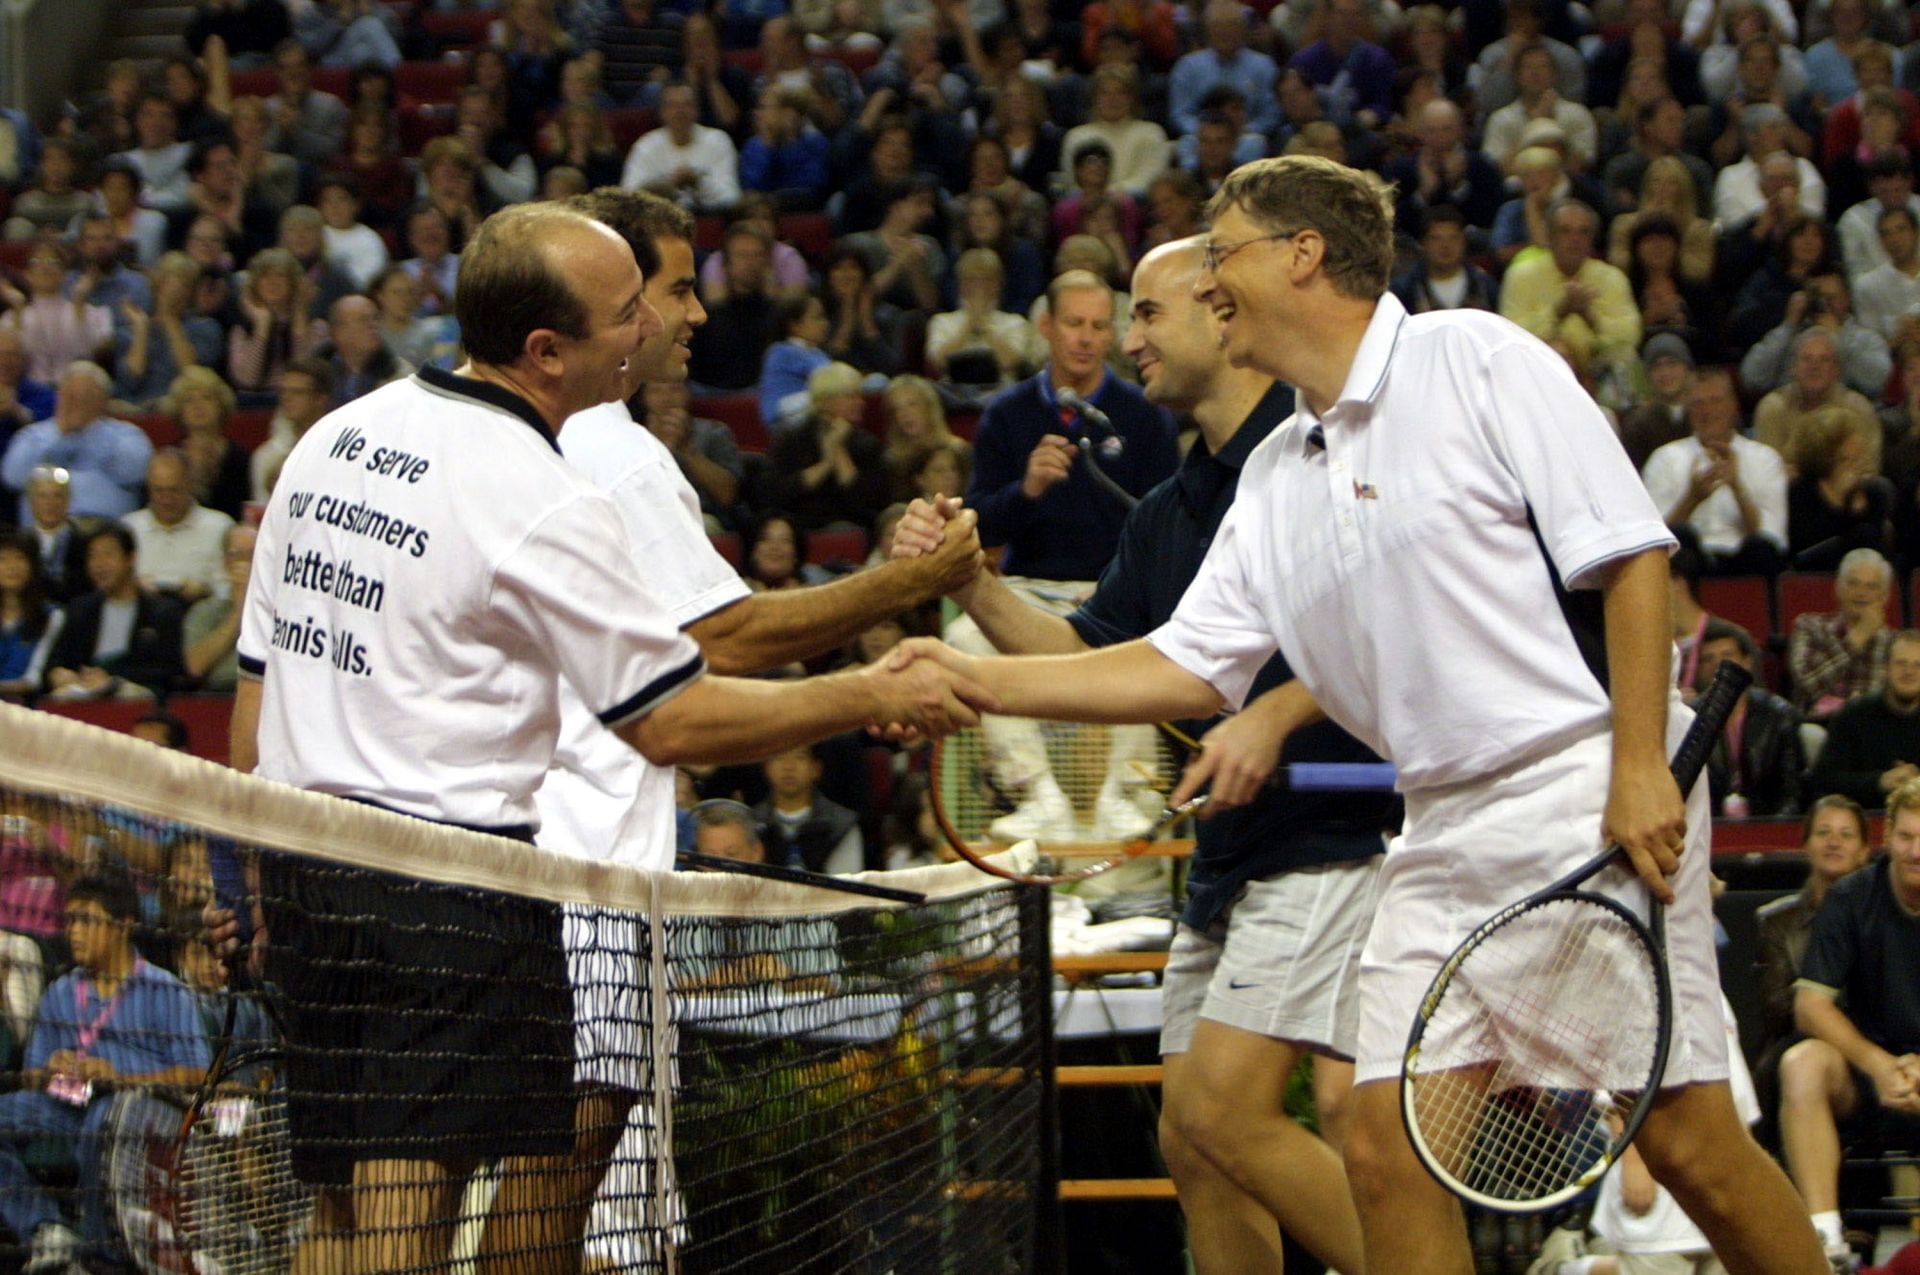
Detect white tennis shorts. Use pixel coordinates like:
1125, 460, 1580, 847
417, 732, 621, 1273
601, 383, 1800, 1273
1160, 855, 1384, 1059
1351, 712, 1727, 1088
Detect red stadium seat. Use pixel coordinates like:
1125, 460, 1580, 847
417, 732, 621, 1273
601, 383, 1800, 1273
168, 694, 235, 764
947, 409, 980, 442
692, 393, 767, 453
1777, 572, 1901, 635
821, 47, 880, 77
398, 103, 457, 156
709, 531, 742, 568
227, 68, 277, 98
129, 414, 179, 448
858, 391, 888, 442
807, 527, 868, 565
1698, 576, 1773, 643
724, 49, 764, 76
395, 60, 469, 107
605, 108, 656, 152
35, 699, 151, 735
0, 242, 30, 274
311, 67, 351, 98
693, 216, 725, 253
230, 408, 275, 452
229, 65, 348, 98
418, 9, 498, 49
776, 212, 833, 263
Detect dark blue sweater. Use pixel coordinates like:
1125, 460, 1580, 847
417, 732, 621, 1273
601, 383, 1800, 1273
965, 370, 1178, 582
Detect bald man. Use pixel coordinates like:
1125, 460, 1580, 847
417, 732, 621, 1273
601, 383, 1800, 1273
899, 239, 1392, 1274
231, 203, 993, 1272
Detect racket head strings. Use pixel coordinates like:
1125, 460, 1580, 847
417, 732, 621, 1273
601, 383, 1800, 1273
1403, 890, 1669, 1210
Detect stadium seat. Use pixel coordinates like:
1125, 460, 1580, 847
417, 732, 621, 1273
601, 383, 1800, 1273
723, 49, 764, 75
948, 409, 980, 442
807, 527, 868, 566
418, 9, 498, 49
605, 107, 656, 152
1698, 576, 1774, 643
776, 212, 833, 262
693, 393, 767, 453
398, 103, 457, 156
35, 699, 152, 735
709, 531, 742, 568
230, 408, 275, 452
0, 241, 29, 273
168, 695, 235, 764
395, 60, 470, 107
227, 68, 276, 98
821, 47, 880, 77
1777, 572, 1901, 635
130, 413, 178, 447
693, 216, 726, 253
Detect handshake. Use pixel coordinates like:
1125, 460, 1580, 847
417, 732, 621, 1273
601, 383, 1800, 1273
860, 496, 993, 740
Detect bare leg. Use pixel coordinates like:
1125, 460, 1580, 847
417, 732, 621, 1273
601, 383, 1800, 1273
351, 1157, 470, 1274
1633, 1081, 1830, 1275
475, 1087, 635, 1275
1161, 1048, 1286, 1274
1162, 1021, 1366, 1273
1343, 1078, 1474, 1275
291, 1186, 352, 1275
1777, 1039, 1860, 1214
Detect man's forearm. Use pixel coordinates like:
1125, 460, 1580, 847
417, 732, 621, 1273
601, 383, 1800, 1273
230, 675, 261, 773
1797, 987, 1896, 1074
1601, 547, 1676, 767
621, 668, 889, 765
963, 639, 1224, 724
688, 558, 947, 675
954, 572, 1087, 657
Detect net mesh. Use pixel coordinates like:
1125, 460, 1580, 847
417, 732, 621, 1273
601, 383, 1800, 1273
0, 703, 1050, 1275
1405, 895, 1662, 1205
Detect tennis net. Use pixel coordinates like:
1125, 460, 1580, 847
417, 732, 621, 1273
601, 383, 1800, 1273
0, 702, 1051, 1275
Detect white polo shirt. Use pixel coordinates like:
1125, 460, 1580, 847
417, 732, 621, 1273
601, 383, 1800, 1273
537, 400, 749, 869
124, 503, 236, 599
1639, 433, 1789, 555
237, 368, 707, 832
1149, 294, 1675, 792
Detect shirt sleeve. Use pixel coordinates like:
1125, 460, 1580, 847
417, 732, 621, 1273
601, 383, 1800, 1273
1146, 494, 1278, 710
235, 490, 288, 678
1480, 333, 1675, 588
494, 493, 706, 728
1796, 876, 1860, 1000
604, 456, 750, 629
1067, 501, 1155, 648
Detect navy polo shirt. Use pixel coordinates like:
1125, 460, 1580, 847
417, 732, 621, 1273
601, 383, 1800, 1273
1065, 383, 1400, 931
966, 369, 1180, 582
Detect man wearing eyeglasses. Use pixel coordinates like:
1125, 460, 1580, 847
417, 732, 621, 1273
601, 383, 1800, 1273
888, 155, 1830, 1274
0, 870, 208, 1274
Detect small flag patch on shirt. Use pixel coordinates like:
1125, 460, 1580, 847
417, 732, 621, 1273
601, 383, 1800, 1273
1353, 480, 1379, 500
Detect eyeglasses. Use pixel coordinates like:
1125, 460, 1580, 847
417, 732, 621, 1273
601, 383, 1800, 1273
1202, 231, 1300, 273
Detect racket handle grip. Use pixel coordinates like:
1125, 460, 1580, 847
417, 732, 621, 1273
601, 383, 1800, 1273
1283, 763, 1398, 791
1669, 661, 1753, 792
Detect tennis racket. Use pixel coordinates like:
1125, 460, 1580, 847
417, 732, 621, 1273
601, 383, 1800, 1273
929, 716, 1397, 885
1399, 661, 1751, 1213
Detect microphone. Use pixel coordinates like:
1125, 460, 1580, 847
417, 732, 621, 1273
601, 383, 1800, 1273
1056, 387, 1112, 431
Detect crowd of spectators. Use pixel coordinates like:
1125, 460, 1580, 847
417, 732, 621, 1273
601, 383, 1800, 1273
6, 0, 1920, 811
2, 0, 1920, 1258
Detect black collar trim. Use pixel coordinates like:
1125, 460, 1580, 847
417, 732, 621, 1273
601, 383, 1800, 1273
416, 365, 560, 454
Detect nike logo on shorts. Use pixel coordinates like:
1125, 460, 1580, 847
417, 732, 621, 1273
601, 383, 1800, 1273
1228, 978, 1261, 990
